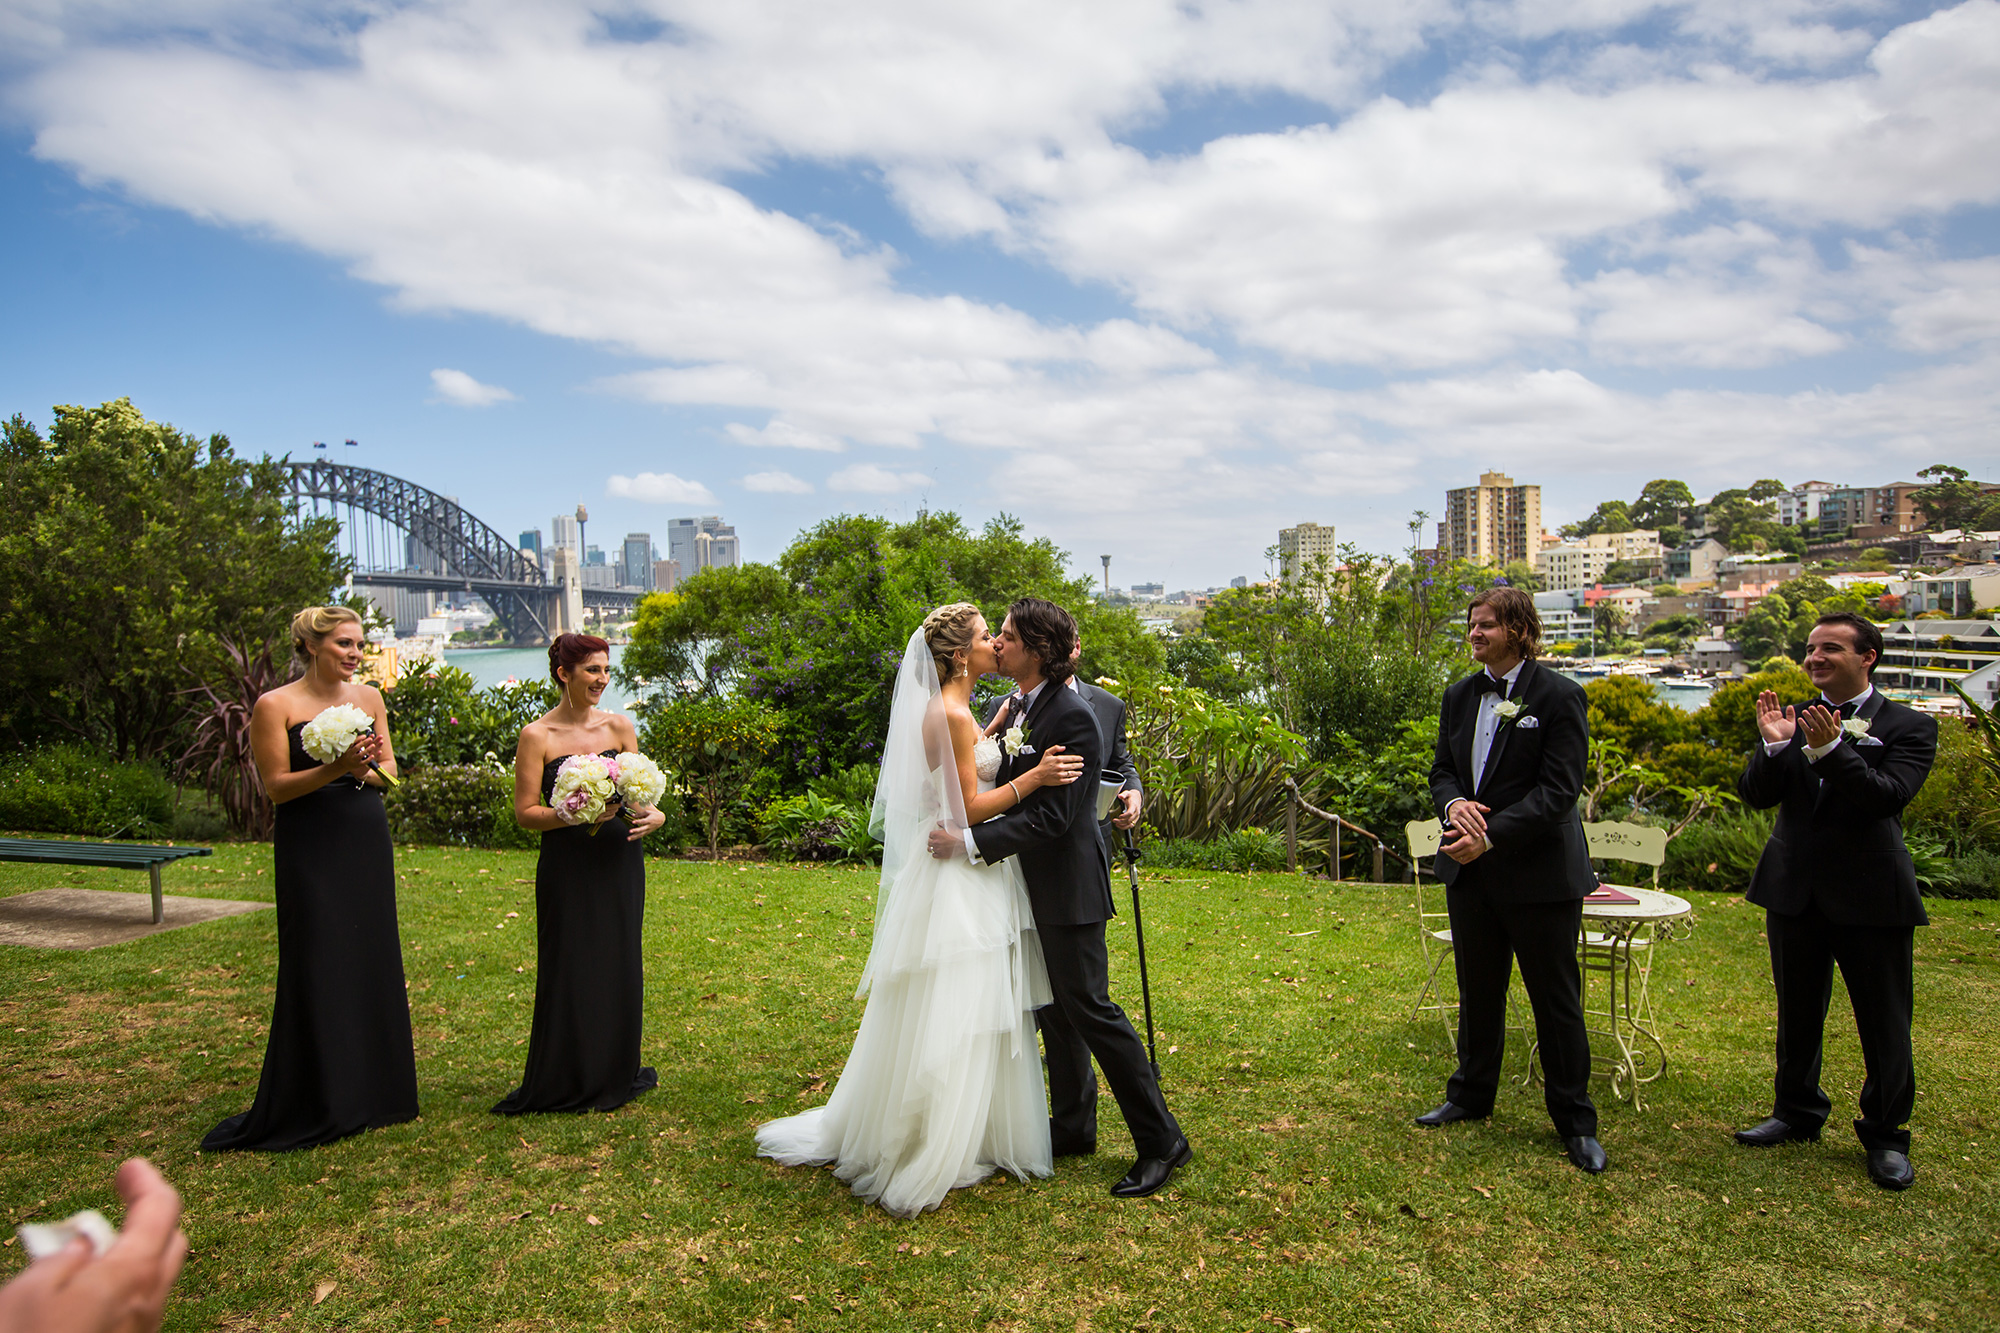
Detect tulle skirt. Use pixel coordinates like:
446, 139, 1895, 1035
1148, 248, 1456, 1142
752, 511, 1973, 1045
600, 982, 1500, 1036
755, 849, 1053, 1217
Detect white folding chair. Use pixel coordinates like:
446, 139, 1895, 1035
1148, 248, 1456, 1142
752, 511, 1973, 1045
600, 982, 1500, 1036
1405, 819, 1455, 1039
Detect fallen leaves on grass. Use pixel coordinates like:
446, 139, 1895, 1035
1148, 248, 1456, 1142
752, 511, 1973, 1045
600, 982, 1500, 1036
312, 1282, 336, 1306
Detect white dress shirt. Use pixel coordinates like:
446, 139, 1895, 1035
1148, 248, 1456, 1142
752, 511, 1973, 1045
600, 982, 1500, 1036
1763, 684, 1873, 763
1469, 659, 1525, 795
1445, 659, 1524, 849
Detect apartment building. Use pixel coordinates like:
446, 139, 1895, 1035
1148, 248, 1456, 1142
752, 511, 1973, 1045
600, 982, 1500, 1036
1439, 471, 1541, 566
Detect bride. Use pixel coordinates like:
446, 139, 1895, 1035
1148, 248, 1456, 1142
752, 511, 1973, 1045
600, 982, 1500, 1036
756, 603, 1083, 1216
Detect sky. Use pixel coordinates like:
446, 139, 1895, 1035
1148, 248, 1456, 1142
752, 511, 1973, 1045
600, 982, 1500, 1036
3, 0, 1998, 591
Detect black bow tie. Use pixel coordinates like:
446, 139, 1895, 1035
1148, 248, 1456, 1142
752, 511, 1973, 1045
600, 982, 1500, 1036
1475, 674, 1509, 698
1824, 697, 1859, 719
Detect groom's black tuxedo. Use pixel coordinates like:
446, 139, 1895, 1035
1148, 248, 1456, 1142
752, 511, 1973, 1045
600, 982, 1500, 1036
984, 680, 1141, 846
1427, 656, 1597, 1138
1737, 688, 1936, 1152
972, 677, 1180, 1158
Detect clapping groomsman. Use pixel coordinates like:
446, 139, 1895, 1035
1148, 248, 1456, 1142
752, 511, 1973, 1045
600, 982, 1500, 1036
1734, 613, 1937, 1190
1419, 588, 1606, 1174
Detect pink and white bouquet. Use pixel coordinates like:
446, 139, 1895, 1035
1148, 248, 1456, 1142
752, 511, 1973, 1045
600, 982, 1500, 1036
550, 754, 619, 829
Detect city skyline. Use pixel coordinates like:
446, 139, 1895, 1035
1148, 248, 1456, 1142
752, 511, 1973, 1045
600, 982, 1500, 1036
3, 2, 1997, 590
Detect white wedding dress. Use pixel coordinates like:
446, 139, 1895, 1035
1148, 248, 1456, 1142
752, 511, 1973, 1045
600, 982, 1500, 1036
756, 694, 1053, 1217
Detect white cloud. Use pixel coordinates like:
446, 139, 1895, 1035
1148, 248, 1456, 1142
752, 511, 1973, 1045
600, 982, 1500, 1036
743, 469, 814, 493
828, 463, 933, 494
605, 471, 718, 505
725, 420, 847, 452
6, 1, 1999, 577
428, 367, 516, 406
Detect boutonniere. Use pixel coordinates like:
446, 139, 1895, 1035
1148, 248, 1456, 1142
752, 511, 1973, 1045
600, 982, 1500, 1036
1493, 700, 1529, 725
1841, 717, 1871, 740
1003, 723, 1031, 756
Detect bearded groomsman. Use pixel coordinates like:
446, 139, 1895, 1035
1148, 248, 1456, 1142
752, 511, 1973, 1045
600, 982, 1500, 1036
1734, 613, 1937, 1191
1420, 587, 1605, 1174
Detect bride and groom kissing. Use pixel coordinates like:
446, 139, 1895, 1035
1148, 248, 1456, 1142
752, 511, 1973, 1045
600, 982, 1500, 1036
755, 597, 1191, 1217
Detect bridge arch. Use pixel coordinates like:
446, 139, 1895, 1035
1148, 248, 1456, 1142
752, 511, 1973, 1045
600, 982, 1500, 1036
285, 460, 560, 644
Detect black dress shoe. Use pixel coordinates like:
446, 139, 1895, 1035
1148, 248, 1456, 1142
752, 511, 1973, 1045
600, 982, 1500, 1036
1565, 1136, 1608, 1174
1414, 1102, 1486, 1128
1867, 1148, 1915, 1191
1110, 1138, 1193, 1198
1734, 1117, 1821, 1147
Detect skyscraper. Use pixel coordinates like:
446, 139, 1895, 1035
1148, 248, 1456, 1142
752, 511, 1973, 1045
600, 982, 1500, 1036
519, 528, 542, 558
550, 513, 580, 559
1440, 471, 1542, 567
1278, 521, 1338, 583
668, 516, 739, 575
621, 533, 654, 590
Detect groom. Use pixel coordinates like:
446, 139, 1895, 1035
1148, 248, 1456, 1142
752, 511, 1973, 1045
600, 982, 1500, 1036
929, 598, 1190, 1197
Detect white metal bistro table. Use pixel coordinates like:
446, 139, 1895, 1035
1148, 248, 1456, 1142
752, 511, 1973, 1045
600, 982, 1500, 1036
1577, 885, 1693, 1110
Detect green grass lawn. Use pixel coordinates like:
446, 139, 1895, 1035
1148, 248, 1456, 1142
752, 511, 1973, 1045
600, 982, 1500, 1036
2, 844, 1996, 1331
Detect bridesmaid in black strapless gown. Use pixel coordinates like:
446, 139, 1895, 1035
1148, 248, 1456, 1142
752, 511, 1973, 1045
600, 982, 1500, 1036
205, 608, 418, 1152
494, 632, 665, 1116
491, 751, 657, 1114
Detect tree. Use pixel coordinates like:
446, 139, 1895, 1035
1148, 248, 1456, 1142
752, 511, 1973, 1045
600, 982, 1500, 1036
642, 694, 781, 858
1593, 600, 1630, 640
1561, 500, 1635, 540
0, 400, 347, 760
1499, 560, 1543, 592
1911, 464, 1993, 532
1630, 479, 1697, 531
619, 510, 1161, 789
1706, 487, 1786, 552
1642, 613, 1707, 651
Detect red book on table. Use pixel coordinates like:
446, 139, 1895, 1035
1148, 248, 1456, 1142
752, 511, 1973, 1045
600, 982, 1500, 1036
1586, 883, 1642, 906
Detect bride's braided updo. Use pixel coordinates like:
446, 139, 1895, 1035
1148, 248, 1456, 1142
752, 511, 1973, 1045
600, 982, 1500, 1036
921, 603, 981, 684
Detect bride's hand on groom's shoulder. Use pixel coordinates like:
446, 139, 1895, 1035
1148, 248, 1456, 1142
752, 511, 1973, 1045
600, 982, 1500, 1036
1032, 744, 1083, 787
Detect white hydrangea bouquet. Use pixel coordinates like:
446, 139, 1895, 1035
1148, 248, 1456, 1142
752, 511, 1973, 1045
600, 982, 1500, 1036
550, 754, 619, 830
299, 702, 399, 786
611, 751, 668, 825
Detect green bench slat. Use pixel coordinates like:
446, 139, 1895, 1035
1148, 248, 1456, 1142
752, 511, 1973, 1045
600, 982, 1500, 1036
0, 839, 213, 870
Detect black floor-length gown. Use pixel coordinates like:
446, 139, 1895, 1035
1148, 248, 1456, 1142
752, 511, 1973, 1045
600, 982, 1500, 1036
492, 752, 657, 1115
202, 725, 419, 1152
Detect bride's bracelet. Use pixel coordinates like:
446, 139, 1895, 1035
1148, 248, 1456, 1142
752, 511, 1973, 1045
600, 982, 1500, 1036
1008, 779, 1022, 806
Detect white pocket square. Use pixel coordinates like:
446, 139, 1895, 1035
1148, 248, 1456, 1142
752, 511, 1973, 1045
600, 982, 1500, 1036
1017, 744, 1036, 756
1516, 716, 1540, 729
1854, 735, 1884, 746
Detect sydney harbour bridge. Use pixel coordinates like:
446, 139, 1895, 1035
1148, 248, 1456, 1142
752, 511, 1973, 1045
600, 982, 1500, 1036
286, 460, 642, 645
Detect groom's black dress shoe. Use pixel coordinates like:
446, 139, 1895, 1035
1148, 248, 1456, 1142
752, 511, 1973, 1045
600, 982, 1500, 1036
1414, 1102, 1486, 1128
1111, 1137, 1192, 1198
1564, 1136, 1608, 1174
1867, 1149, 1916, 1191
1734, 1117, 1821, 1147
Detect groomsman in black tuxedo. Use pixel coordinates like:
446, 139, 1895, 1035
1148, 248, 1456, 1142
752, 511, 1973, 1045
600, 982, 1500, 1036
1419, 587, 1605, 1174
1733, 613, 1937, 1191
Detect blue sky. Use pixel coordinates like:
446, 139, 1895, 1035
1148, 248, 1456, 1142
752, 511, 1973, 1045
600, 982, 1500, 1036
3, 0, 1997, 590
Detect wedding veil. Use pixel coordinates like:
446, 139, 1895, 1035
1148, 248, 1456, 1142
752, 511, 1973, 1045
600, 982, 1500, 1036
859, 624, 972, 993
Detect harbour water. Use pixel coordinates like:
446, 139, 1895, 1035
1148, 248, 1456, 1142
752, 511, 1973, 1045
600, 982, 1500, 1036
1550, 669, 1716, 712
442, 645, 637, 716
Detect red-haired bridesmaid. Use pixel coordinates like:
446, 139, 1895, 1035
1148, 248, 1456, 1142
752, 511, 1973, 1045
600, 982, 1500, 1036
494, 633, 665, 1115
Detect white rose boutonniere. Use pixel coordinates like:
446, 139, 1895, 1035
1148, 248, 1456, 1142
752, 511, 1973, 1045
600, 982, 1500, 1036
1493, 699, 1527, 725
1003, 723, 1031, 756
1842, 717, 1872, 741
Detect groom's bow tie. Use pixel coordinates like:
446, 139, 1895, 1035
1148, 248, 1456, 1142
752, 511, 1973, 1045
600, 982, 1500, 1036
1822, 697, 1858, 719
1474, 673, 1508, 698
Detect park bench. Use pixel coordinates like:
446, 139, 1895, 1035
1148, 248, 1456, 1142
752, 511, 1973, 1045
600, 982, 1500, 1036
0, 838, 213, 925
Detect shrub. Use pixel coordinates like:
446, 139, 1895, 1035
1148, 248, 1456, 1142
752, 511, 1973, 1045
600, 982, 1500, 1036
1945, 847, 2000, 900
757, 792, 878, 863
1142, 827, 1288, 874
0, 745, 174, 839
386, 764, 536, 850
807, 763, 880, 812
383, 666, 560, 772
1661, 807, 1776, 895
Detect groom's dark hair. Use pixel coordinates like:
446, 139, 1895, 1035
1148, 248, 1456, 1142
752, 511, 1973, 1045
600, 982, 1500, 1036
1008, 597, 1078, 684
